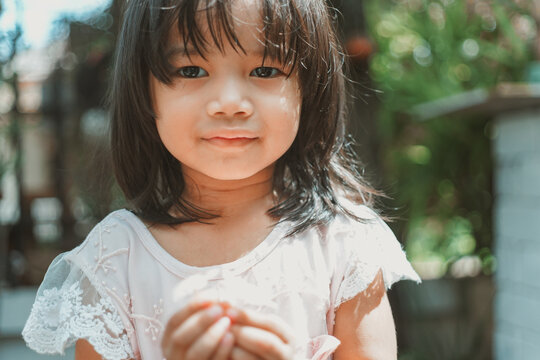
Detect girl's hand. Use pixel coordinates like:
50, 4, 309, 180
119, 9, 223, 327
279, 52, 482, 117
161, 299, 235, 360
226, 308, 297, 360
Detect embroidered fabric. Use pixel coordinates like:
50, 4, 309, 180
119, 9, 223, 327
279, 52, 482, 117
22, 254, 134, 360
332, 205, 422, 309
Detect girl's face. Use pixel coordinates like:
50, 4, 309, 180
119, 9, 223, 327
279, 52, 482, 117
150, 0, 301, 182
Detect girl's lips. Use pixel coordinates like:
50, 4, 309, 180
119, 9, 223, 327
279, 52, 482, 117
204, 137, 258, 148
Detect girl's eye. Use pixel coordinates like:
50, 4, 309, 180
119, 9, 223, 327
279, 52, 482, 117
177, 66, 208, 78
250, 67, 282, 78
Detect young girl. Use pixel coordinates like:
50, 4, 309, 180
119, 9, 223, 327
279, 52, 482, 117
22, 0, 421, 359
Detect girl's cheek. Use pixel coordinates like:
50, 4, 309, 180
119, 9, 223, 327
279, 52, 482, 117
171, 80, 203, 92
278, 94, 300, 115
255, 77, 293, 93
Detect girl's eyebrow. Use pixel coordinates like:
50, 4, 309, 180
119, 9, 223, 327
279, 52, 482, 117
166, 46, 199, 60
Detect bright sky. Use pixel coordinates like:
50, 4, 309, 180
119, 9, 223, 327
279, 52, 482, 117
0, 0, 111, 49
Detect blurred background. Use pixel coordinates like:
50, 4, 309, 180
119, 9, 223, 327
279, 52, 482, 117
0, 0, 539, 358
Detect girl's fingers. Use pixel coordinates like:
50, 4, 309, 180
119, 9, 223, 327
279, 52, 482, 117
163, 305, 224, 356
211, 332, 235, 360
162, 298, 214, 348
184, 316, 231, 359
230, 346, 261, 360
227, 308, 294, 345
230, 325, 292, 360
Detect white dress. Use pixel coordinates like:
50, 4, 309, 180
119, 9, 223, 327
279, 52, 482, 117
22, 202, 421, 360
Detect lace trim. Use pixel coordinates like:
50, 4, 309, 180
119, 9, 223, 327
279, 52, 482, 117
335, 259, 382, 308
335, 249, 421, 309
22, 281, 134, 360
332, 210, 421, 309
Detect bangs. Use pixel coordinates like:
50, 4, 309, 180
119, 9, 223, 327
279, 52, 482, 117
144, 0, 313, 83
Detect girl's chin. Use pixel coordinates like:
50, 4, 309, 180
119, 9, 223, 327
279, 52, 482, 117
202, 171, 264, 182
183, 166, 268, 182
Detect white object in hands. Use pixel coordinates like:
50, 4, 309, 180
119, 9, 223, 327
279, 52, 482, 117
172, 270, 279, 312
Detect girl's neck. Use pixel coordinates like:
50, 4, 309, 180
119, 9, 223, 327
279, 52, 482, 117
181, 165, 275, 219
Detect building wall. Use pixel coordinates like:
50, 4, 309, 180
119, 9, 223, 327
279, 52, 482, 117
493, 108, 540, 359
0, 287, 75, 359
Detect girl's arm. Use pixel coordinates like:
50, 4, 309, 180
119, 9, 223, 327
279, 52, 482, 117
75, 339, 107, 360
76, 339, 137, 360
77, 340, 139, 360
333, 270, 398, 360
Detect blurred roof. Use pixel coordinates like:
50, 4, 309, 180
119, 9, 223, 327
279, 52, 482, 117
409, 83, 540, 121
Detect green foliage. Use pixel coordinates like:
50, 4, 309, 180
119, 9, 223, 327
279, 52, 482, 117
365, 0, 537, 277
367, 0, 535, 109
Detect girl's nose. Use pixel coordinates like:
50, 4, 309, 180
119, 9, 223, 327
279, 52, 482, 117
206, 78, 254, 118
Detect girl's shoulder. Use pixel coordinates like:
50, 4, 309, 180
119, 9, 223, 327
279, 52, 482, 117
322, 198, 421, 307
66, 209, 148, 268
324, 198, 388, 242
81, 209, 141, 248
69, 208, 137, 269
22, 209, 139, 359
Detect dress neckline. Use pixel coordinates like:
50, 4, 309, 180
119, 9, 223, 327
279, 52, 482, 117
120, 209, 287, 279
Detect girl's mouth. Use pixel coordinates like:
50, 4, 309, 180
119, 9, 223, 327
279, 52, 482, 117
204, 136, 258, 148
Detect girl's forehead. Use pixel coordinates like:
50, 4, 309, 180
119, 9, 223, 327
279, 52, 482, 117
166, 0, 266, 52
197, 0, 263, 21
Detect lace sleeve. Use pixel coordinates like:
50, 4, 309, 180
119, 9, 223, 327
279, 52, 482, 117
22, 253, 135, 360
331, 205, 422, 309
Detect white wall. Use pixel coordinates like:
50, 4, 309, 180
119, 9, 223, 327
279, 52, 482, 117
493, 109, 540, 359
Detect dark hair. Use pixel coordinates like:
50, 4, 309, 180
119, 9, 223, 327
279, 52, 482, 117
109, 0, 383, 235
